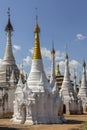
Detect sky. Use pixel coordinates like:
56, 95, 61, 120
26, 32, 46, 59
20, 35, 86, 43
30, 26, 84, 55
0, 0, 87, 81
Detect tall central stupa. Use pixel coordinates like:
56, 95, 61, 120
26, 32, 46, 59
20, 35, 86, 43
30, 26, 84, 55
27, 16, 50, 92
12, 16, 65, 124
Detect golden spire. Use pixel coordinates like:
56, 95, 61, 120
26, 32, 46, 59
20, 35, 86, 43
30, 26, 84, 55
32, 15, 42, 59
56, 64, 61, 76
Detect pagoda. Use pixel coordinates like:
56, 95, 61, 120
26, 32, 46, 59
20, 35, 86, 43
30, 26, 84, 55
0, 8, 19, 117
60, 53, 82, 114
12, 16, 65, 124
78, 60, 87, 112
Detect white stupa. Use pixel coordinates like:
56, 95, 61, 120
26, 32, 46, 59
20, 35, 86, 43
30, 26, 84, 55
12, 16, 65, 124
60, 53, 82, 114
0, 8, 19, 117
60, 53, 74, 97
78, 60, 87, 112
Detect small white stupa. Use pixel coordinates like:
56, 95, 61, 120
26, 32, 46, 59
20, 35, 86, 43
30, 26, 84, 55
78, 60, 87, 112
60, 53, 83, 114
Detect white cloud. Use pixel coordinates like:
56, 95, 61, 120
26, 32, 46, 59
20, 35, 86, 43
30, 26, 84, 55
41, 48, 51, 60
76, 33, 86, 40
23, 56, 32, 67
55, 51, 65, 61
57, 61, 65, 74
13, 44, 21, 51
56, 60, 81, 77
29, 47, 64, 61
69, 60, 81, 77
69, 60, 81, 69
45, 67, 51, 77
29, 48, 33, 54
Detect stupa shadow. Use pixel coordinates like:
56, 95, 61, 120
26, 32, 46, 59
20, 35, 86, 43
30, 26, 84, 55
66, 119, 83, 124
0, 127, 18, 130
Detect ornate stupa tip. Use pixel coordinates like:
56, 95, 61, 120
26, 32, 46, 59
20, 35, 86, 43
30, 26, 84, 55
34, 15, 40, 33
65, 53, 68, 59
83, 60, 86, 68
56, 64, 61, 76
5, 8, 13, 32
51, 42, 55, 54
